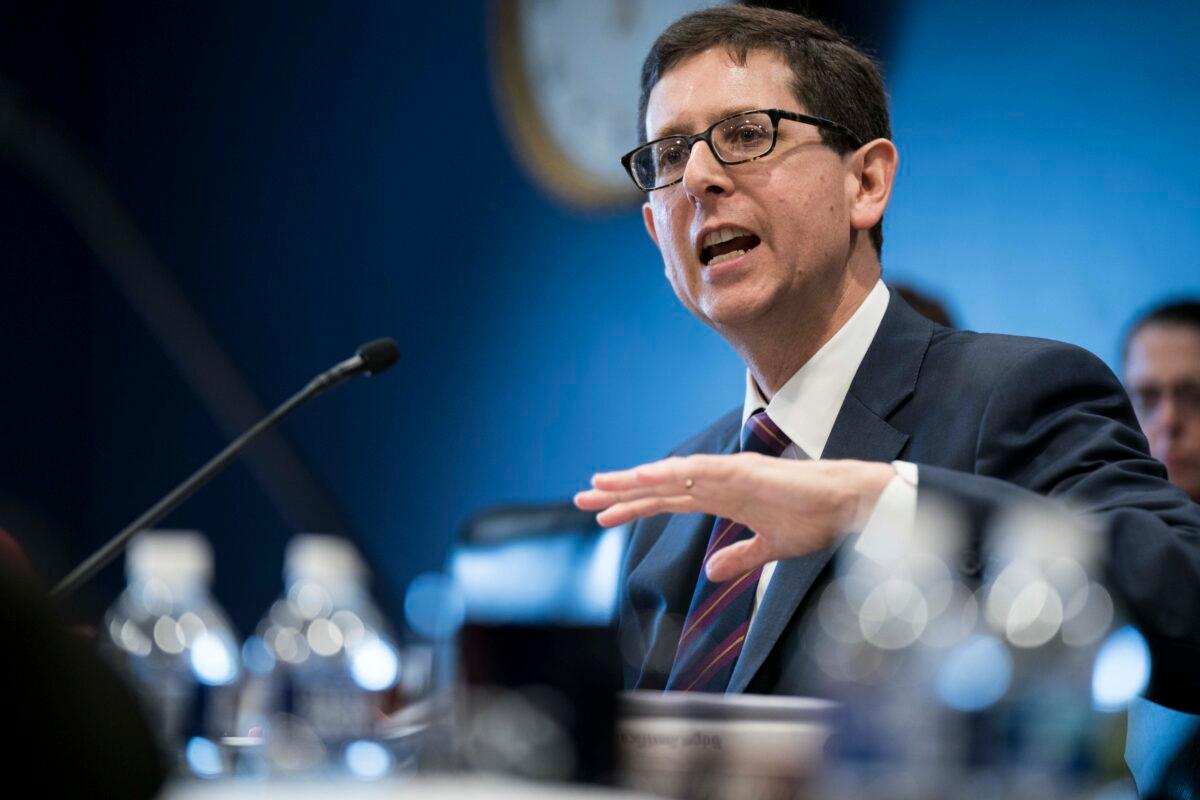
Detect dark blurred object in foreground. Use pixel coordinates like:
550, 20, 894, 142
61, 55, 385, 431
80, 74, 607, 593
459, 623, 622, 785
0, 558, 165, 798
452, 501, 624, 785
0, 526, 31, 572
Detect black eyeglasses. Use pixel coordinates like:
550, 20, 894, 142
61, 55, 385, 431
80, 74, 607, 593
1131, 381, 1200, 419
621, 108, 863, 192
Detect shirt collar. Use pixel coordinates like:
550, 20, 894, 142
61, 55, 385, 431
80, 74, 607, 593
742, 279, 891, 459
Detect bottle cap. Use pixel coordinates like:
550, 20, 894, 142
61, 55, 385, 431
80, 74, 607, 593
284, 534, 367, 587
127, 529, 213, 586
988, 500, 1102, 570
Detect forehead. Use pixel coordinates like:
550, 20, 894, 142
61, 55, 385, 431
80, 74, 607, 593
645, 47, 799, 140
1127, 324, 1200, 381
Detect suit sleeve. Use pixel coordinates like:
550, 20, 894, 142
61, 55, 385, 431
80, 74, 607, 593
913, 342, 1200, 708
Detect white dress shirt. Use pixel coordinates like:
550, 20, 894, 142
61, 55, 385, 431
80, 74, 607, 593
740, 279, 918, 617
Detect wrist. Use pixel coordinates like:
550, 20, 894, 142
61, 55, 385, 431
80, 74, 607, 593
845, 460, 896, 531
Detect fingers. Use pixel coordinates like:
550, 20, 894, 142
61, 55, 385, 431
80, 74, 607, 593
588, 468, 644, 492
577, 456, 706, 515
591, 454, 741, 492
706, 536, 772, 583
573, 489, 607, 511
594, 495, 697, 527
591, 458, 683, 491
573, 485, 664, 511
577, 453, 770, 531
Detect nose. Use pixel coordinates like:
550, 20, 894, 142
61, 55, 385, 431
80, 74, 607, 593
681, 139, 734, 200
1158, 395, 1183, 434
1144, 396, 1183, 448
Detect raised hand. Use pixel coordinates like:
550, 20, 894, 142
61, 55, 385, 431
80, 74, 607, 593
574, 454, 894, 582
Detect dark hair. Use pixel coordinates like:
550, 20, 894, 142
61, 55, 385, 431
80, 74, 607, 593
637, 5, 892, 255
1123, 299, 1200, 363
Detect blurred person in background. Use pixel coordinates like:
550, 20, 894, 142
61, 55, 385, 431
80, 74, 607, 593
1124, 300, 1200, 503
892, 283, 956, 328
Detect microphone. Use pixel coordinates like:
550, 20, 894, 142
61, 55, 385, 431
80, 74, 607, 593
49, 338, 400, 601
313, 337, 401, 390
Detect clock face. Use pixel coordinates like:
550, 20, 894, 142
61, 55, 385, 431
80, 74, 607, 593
493, 0, 728, 209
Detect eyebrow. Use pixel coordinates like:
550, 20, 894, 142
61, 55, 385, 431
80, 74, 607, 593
650, 106, 764, 140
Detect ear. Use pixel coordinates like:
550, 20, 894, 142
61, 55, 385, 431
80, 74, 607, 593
847, 138, 899, 234
641, 201, 660, 248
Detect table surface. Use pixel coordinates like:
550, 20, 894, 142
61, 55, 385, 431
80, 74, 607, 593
162, 774, 664, 800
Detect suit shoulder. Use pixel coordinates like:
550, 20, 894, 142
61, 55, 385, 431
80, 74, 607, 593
666, 407, 741, 457
927, 328, 1115, 384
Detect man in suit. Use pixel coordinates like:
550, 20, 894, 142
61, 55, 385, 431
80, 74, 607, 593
1119, 302, 1200, 795
573, 5, 1200, 701
1124, 300, 1200, 503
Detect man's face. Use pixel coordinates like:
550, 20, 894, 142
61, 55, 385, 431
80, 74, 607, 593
1125, 323, 1200, 501
641, 48, 857, 331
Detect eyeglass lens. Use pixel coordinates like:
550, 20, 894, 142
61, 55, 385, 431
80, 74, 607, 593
631, 111, 775, 190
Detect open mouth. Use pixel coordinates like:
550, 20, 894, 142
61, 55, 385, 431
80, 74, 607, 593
700, 227, 762, 267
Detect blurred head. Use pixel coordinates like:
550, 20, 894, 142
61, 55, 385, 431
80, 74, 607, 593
1123, 300, 1200, 501
893, 283, 957, 328
634, 6, 896, 335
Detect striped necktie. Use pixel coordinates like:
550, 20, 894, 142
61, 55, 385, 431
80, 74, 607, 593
664, 409, 792, 693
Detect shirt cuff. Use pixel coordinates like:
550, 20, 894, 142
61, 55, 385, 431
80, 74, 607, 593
853, 460, 919, 563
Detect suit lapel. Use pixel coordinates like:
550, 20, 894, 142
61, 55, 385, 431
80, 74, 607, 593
631, 415, 741, 688
726, 293, 934, 694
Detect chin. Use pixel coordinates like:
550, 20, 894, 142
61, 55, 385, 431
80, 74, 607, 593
698, 295, 775, 330
1169, 468, 1200, 502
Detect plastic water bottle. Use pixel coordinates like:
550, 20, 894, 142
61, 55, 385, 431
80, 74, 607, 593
808, 496, 983, 799
104, 530, 242, 778
240, 534, 402, 778
808, 498, 1142, 797
975, 501, 1140, 794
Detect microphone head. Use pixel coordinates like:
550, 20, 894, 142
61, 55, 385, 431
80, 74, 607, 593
357, 338, 400, 376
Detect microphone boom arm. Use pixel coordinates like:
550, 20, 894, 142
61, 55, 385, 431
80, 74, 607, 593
49, 339, 398, 601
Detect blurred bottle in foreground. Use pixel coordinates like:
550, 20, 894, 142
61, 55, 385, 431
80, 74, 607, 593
104, 530, 242, 778
974, 501, 1143, 794
809, 498, 1146, 798
239, 534, 403, 779
808, 496, 982, 798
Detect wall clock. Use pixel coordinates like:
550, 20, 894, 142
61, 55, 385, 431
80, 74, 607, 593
491, 0, 727, 210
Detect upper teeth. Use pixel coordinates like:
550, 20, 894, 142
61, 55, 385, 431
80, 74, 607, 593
703, 227, 748, 248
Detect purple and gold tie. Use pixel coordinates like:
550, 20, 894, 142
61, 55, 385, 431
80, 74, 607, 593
665, 409, 792, 693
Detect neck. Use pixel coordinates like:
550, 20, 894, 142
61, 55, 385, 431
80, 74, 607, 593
729, 245, 880, 399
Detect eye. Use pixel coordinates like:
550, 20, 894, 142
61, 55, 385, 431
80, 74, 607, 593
735, 124, 768, 144
1133, 387, 1161, 413
720, 119, 770, 152
655, 140, 688, 169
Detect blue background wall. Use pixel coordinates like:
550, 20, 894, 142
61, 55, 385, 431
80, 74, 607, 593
1, 1, 1197, 635
884, 0, 1200, 363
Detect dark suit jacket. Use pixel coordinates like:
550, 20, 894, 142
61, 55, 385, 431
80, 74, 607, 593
619, 292, 1200, 706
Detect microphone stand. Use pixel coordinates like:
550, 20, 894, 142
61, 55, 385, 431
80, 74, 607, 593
49, 340, 398, 601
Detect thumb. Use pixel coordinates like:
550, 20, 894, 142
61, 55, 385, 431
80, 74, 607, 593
705, 536, 770, 582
